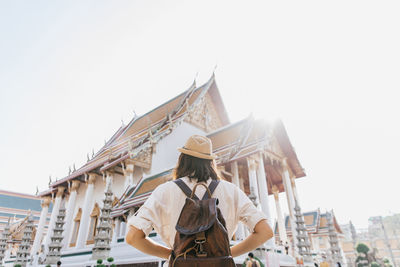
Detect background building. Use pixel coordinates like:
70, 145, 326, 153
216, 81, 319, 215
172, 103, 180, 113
0, 190, 51, 265
341, 214, 400, 267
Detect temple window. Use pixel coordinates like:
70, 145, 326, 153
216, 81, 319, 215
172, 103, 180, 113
69, 208, 82, 247
86, 203, 100, 245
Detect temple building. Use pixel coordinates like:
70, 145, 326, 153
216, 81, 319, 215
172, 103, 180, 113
0, 190, 51, 265
277, 209, 346, 262
2, 75, 311, 266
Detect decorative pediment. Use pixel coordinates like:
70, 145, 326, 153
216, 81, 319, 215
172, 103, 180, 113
128, 147, 152, 170
185, 93, 224, 132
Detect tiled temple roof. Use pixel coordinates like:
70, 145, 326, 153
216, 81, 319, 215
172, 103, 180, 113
111, 169, 173, 217
41, 75, 229, 196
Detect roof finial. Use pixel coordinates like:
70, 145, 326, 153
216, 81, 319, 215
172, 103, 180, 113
87, 153, 90, 162
48, 175, 52, 186
35, 186, 39, 195
92, 148, 95, 158
213, 64, 218, 74
121, 118, 125, 126
132, 109, 137, 119
69, 166, 72, 175
73, 163, 76, 172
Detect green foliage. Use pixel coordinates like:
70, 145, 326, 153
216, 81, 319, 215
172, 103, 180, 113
107, 257, 114, 262
355, 256, 364, 262
371, 262, 380, 267
14, 264, 22, 267
110, 264, 116, 267
356, 243, 370, 255
383, 258, 393, 267
97, 259, 103, 264
45, 264, 51, 267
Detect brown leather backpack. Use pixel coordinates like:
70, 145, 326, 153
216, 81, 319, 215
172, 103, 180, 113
169, 179, 236, 267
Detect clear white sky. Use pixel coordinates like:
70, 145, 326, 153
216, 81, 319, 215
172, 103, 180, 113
0, 1, 399, 229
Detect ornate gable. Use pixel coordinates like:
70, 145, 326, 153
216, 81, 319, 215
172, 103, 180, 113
184, 92, 224, 133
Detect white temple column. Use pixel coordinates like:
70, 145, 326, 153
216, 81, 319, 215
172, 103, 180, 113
255, 152, 274, 247
272, 185, 287, 244
112, 219, 121, 244
75, 174, 96, 249
44, 186, 65, 253
31, 197, 51, 256
247, 158, 260, 207
123, 163, 135, 189
231, 161, 245, 240
256, 152, 272, 222
121, 222, 127, 236
63, 180, 80, 249
282, 158, 298, 256
290, 176, 300, 205
106, 171, 114, 189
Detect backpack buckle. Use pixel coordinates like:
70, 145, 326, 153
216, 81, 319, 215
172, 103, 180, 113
195, 232, 207, 257
195, 237, 206, 244
195, 231, 206, 243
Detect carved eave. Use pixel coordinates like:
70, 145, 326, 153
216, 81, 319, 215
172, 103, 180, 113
128, 148, 152, 170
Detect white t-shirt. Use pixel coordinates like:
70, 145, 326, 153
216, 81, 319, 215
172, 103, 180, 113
128, 177, 267, 248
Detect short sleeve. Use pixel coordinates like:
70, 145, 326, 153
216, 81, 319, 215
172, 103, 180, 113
236, 187, 267, 232
127, 186, 164, 236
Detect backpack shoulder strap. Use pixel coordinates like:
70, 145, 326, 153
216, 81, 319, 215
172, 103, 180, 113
174, 179, 199, 200
202, 180, 220, 200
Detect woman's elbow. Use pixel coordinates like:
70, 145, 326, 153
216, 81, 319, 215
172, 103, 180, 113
126, 225, 145, 246
254, 220, 274, 241
264, 226, 274, 241
125, 227, 135, 246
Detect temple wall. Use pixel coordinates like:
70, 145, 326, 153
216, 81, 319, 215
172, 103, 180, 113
112, 173, 126, 199
150, 122, 206, 175
132, 166, 144, 185
92, 178, 106, 207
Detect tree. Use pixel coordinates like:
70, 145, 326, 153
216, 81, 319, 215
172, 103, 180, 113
356, 243, 370, 256
371, 262, 380, 267
355, 243, 370, 267
383, 258, 393, 267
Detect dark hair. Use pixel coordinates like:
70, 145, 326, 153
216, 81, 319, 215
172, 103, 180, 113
248, 252, 254, 258
174, 153, 219, 182
57, 261, 61, 265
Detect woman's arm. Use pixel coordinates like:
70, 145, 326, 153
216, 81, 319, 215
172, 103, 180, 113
126, 225, 172, 259
230, 219, 273, 257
